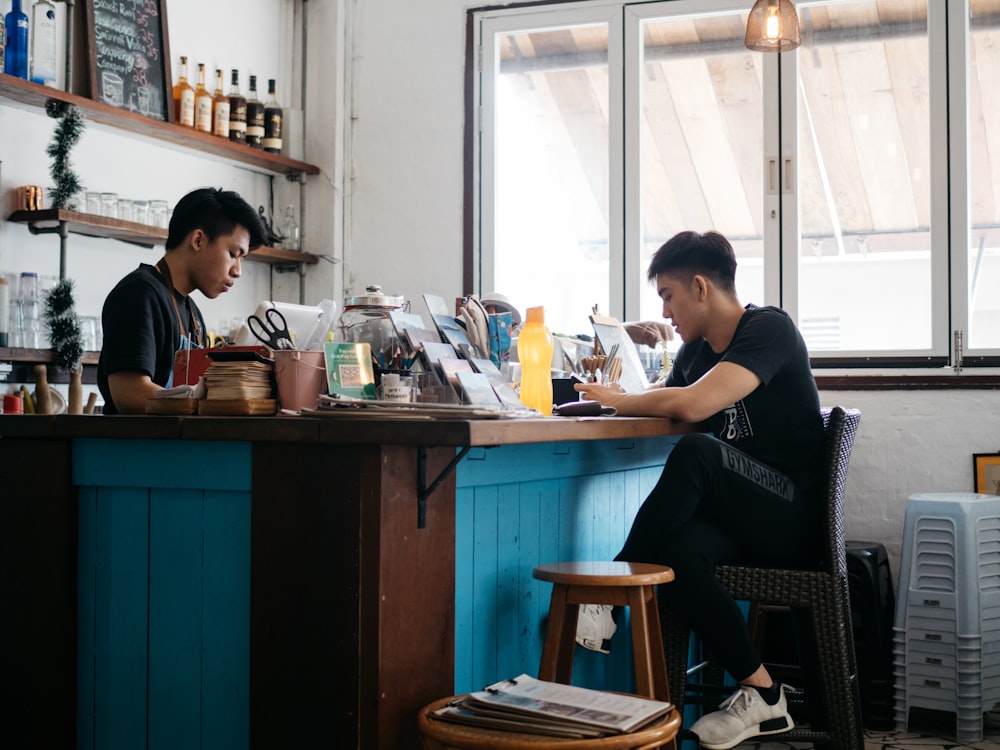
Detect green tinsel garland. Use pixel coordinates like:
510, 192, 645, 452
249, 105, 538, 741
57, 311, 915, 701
43, 279, 84, 373
46, 101, 86, 209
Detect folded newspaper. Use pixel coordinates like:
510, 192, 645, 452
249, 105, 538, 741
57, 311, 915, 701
431, 674, 672, 738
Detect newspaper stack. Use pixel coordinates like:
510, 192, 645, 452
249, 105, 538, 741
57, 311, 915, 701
430, 673, 672, 739
203, 360, 274, 400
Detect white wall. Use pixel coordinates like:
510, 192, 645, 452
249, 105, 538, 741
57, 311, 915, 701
2, 0, 999, 585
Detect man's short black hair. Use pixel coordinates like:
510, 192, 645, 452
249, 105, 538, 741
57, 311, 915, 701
165, 187, 269, 251
646, 230, 738, 294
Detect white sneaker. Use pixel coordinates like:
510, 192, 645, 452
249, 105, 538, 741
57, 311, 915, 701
575, 604, 616, 654
689, 684, 794, 750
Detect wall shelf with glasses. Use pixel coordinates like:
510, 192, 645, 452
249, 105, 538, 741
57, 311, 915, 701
6, 210, 320, 274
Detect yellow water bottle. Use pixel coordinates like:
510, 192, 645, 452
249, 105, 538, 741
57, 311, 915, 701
517, 306, 554, 415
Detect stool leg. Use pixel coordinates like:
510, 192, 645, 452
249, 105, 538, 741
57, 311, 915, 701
539, 583, 577, 684
628, 586, 670, 702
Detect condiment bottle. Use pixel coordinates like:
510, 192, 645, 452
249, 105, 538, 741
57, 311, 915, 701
517, 305, 554, 415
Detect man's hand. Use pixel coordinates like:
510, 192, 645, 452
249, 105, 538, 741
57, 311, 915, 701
624, 321, 673, 348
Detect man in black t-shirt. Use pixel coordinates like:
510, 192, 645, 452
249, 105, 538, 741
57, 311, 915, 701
97, 187, 267, 414
575, 231, 825, 750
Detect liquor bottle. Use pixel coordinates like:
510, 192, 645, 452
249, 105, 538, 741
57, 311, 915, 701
28, 0, 56, 86
227, 69, 247, 143
245, 75, 265, 149
193, 63, 213, 133
1, 15, 6, 73
173, 55, 195, 127
212, 68, 230, 138
263, 79, 283, 154
4, 0, 29, 79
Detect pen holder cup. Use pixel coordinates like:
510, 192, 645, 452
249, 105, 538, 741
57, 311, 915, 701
274, 350, 328, 412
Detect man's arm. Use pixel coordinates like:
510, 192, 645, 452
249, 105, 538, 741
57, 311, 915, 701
108, 371, 163, 414
574, 361, 761, 423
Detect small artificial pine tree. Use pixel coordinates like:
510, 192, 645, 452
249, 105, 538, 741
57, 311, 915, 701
45, 101, 86, 209
44, 279, 84, 373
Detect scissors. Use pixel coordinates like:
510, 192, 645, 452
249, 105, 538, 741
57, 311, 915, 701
248, 307, 294, 349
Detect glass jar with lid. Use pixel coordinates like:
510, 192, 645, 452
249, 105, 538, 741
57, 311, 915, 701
334, 285, 408, 367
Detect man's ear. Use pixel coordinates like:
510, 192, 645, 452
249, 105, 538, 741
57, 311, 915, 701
692, 274, 708, 299
191, 228, 205, 251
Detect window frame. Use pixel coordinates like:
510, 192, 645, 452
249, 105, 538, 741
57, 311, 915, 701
467, 0, 1000, 377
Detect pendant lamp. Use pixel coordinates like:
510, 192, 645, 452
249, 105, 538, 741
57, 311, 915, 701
745, 0, 801, 52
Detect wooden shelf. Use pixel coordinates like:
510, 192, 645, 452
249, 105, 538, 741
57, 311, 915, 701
0, 73, 319, 178
6, 209, 319, 265
1, 348, 100, 366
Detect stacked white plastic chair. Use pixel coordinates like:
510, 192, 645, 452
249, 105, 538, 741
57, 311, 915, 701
893, 492, 1000, 741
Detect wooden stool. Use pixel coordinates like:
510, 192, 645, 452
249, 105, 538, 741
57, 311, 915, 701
417, 694, 681, 750
532, 561, 674, 702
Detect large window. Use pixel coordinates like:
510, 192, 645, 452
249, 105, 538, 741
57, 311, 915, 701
472, 0, 1000, 368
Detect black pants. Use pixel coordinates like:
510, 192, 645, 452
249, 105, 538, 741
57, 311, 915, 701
615, 433, 820, 682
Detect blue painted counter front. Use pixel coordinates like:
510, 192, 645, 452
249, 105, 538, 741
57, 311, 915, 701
65, 427, 680, 749
73, 439, 252, 750
453, 434, 679, 695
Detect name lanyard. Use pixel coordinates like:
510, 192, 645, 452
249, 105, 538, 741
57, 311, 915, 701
155, 259, 203, 348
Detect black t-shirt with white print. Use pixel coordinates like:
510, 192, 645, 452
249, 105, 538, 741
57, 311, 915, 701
665, 304, 825, 494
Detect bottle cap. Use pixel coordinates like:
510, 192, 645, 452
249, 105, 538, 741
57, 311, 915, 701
525, 306, 544, 324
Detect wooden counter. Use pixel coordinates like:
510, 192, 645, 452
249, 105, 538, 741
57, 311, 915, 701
0, 413, 685, 749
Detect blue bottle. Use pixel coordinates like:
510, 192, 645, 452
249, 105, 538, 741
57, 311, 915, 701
4, 0, 29, 79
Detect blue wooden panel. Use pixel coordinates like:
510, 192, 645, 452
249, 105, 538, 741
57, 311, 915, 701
94, 487, 150, 750
457, 437, 680, 488
73, 439, 251, 492
201, 490, 251, 750
77, 487, 97, 750
454, 437, 676, 696
75, 441, 253, 750
148, 489, 204, 750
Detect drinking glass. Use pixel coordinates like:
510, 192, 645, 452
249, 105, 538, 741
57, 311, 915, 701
100, 192, 119, 219
150, 200, 169, 228
133, 199, 150, 225
118, 199, 134, 223
86, 191, 102, 215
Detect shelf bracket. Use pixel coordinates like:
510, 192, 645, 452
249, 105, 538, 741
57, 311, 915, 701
26, 219, 70, 280
417, 445, 471, 529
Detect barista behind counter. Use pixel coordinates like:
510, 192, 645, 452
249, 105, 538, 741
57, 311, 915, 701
97, 188, 269, 415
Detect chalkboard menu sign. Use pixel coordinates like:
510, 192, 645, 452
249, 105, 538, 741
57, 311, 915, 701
85, 0, 173, 122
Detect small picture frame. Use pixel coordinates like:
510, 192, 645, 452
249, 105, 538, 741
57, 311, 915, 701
973, 453, 1000, 495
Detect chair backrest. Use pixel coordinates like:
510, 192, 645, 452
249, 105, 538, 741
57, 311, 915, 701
819, 406, 862, 576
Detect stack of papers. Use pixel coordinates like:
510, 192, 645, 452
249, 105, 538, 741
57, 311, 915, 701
204, 360, 274, 400
430, 674, 672, 738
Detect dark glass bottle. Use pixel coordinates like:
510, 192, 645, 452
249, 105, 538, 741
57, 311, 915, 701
245, 75, 265, 149
263, 79, 283, 154
227, 69, 247, 144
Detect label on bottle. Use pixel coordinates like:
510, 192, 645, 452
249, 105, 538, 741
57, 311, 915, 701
229, 101, 247, 142
263, 110, 282, 152
179, 89, 195, 127
246, 103, 265, 147
194, 96, 212, 132
213, 101, 230, 137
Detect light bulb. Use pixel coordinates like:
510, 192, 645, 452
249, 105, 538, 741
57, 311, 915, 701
765, 4, 781, 40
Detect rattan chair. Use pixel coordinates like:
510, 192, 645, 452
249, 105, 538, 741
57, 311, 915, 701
660, 406, 863, 750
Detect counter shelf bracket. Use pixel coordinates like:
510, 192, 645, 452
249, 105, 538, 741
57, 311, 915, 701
269, 263, 309, 305
417, 445, 472, 529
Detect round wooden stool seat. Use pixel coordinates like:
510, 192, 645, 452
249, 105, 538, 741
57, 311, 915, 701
417, 694, 681, 750
532, 561, 675, 706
